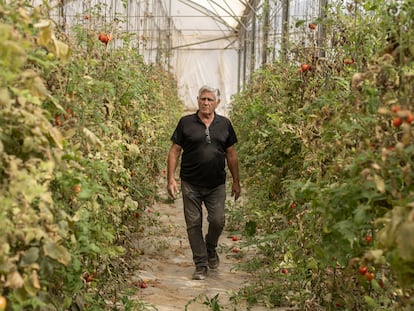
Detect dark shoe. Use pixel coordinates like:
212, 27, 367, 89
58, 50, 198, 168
192, 266, 208, 280
208, 251, 220, 269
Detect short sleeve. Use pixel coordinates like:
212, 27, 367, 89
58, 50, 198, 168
171, 118, 184, 146
225, 121, 238, 148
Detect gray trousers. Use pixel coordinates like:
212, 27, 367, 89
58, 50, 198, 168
181, 180, 226, 267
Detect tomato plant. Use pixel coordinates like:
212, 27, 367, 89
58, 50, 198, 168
229, 0, 414, 309
0, 1, 182, 309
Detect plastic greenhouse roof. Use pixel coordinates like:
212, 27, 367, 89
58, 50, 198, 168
165, 0, 246, 47
162, 0, 249, 115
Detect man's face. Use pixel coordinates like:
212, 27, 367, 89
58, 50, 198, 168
197, 91, 219, 115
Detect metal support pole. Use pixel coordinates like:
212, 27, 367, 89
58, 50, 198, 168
168, 0, 172, 70
281, 0, 289, 62
250, 11, 256, 80
318, 0, 328, 58
237, 41, 241, 92
261, 0, 270, 66
243, 29, 247, 87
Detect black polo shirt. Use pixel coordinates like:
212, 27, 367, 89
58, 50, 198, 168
171, 112, 238, 188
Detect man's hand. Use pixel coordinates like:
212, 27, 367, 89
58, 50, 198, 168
167, 179, 179, 199
225, 146, 240, 200
231, 181, 241, 201
167, 143, 182, 200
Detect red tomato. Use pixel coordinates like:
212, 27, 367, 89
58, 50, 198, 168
344, 58, 355, 65
365, 236, 372, 243
301, 64, 310, 71
391, 105, 400, 113
73, 184, 81, 194
365, 272, 375, 282
55, 115, 62, 126
98, 33, 109, 43
358, 266, 368, 275
85, 274, 93, 282
406, 113, 414, 124
393, 117, 403, 127
281, 268, 288, 274
308, 23, 317, 30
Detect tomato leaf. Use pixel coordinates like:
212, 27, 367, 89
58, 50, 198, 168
5, 270, 24, 289
43, 241, 71, 266
21, 247, 40, 267
396, 223, 414, 261
374, 174, 385, 193
244, 220, 257, 237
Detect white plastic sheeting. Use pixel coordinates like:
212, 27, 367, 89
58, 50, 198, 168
163, 1, 247, 115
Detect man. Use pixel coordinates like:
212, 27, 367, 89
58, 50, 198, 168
167, 85, 241, 280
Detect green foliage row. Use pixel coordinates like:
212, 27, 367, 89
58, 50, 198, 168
0, 1, 181, 309
229, 0, 414, 310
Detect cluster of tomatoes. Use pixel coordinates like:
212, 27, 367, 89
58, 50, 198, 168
230, 235, 240, 253
299, 57, 355, 73
358, 265, 375, 282
391, 105, 414, 127
344, 58, 355, 65
55, 107, 74, 126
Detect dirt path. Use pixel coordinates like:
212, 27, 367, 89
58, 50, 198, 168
131, 191, 291, 311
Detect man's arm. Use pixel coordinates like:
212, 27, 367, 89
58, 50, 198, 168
167, 143, 182, 199
225, 145, 241, 200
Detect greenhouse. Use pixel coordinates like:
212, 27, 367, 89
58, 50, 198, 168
1, 0, 414, 310
36, 0, 326, 114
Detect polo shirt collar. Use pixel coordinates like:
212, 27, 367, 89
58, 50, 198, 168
195, 110, 218, 124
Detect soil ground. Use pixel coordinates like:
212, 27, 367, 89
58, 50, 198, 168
131, 190, 292, 311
